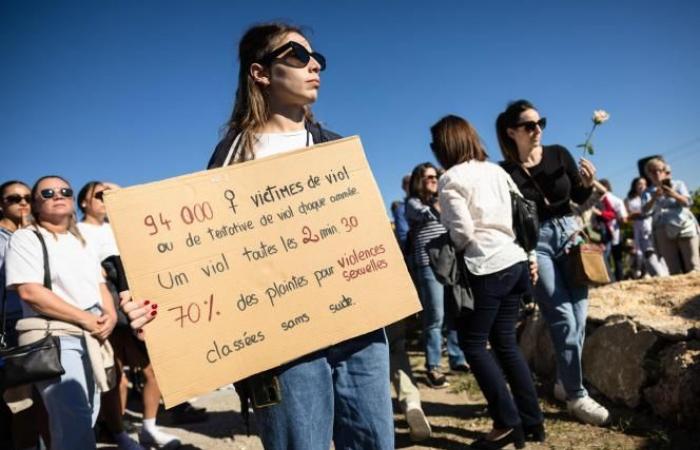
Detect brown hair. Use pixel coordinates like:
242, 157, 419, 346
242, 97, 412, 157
31, 175, 85, 245
225, 22, 315, 162
408, 162, 438, 205
430, 115, 488, 169
496, 99, 537, 163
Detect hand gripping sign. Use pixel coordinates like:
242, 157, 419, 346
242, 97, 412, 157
105, 136, 422, 407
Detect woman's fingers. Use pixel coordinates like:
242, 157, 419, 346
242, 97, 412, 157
122, 299, 158, 330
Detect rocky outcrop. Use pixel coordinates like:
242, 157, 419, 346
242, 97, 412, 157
519, 272, 700, 427
581, 318, 657, 408
643, 340, 700, 429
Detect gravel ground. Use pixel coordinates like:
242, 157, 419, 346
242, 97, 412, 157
97, 348, 698, 449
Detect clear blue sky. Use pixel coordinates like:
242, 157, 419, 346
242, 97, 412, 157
3, 1, 699, 213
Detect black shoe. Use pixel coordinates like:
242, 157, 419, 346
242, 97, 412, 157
523, 423, 546, 442
470, 426, 525, 449
171, 402, 209, 424
426, 369, 449, 389
450, 362, 470, 373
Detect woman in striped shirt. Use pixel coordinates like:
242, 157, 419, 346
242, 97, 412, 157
406, 162, 467, 388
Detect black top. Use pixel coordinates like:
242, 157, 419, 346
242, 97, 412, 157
500, 145, 592, 222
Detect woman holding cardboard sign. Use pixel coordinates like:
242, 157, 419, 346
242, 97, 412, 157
124, 22, 393, 450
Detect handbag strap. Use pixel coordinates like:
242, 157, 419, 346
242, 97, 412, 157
519, 164, 552, 208
31, 229, 52, 290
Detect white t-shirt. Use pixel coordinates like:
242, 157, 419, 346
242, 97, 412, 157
225, 130, 313, 163
77, 221, 120, 262
438, 160, 528, 276
5, 227, 104, 317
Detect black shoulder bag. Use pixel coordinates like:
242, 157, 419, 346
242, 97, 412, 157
0, 230, 65, 389
506, 175, 539, 252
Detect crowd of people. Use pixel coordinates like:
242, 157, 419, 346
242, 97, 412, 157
2, 20, 699, 450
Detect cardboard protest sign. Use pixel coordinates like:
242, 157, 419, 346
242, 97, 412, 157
104, 136, 421, 407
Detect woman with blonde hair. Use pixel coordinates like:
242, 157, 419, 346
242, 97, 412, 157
5, 175, 117, 450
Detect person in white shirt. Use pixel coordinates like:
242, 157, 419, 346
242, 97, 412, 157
432, 115, 543, 449
5, 175, 117, 450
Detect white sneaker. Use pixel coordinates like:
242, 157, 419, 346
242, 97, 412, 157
567, 396, 610, 426
553, 380, 567, 402
138, 427, 181, 448
405, 407, 432, 442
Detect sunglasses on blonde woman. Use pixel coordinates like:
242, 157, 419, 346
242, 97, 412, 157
39, 188, 73, 200
3, 194, 32, 204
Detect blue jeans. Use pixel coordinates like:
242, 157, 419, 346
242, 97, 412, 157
458, 261, 543, 429
534, 216, 589, 399
254, 329, 393, 450
36, 335, 100, 450
416, 265, 466, 370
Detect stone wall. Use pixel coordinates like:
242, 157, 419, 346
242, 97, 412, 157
519, 272, 700, 428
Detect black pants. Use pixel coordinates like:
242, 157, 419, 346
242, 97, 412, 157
457, 261, 543, 429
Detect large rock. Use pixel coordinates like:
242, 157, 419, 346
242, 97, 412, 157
518, 310, 556, 381
643, 340, 700, 429
582, 318, 658, 408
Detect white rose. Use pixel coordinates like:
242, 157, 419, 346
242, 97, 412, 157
592, 109, 610, 125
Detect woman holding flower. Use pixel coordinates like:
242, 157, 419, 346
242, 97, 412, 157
497, 100, 610, 426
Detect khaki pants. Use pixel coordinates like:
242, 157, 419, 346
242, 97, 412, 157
653, 228, 700, 274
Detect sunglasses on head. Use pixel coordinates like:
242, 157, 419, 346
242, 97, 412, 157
4, 194, 32, 205
515, 117, 547, 132
40, 188, 73, 200
259, 41, 326, 71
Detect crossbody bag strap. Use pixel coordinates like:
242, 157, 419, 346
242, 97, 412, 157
31, 229, 52, 290
519, 164, 551, 208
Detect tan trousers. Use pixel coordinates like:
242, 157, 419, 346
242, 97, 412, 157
653, 228, 700, 274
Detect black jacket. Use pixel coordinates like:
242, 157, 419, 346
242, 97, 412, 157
206, 121, 342, 170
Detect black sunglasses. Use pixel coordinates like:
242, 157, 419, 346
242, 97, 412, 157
39, 188, 73, 200
515, 118, 547, 132
94, 191, 105, 201
259, 41, 326, 71
3, 194, 32, 205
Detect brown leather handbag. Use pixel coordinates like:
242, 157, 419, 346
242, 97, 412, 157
566, 230, 611, 287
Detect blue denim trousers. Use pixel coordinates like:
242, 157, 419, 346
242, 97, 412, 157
253, 329, 394, 450
416, 265, 466, 370
534, 216, 589, 399
458, 261, 543, 429
36, 335, 100, 450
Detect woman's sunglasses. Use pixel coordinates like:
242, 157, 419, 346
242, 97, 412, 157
39, 188, 73, 199
3, 194, 32, 205
259, 41, 326, 71
515, 118, 547, 132
423, 174, 438, 181
94, 191, 105, 201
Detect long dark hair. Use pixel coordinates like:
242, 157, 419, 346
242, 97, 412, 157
627, 177, 645, 199
0, 180, 30, 221
408, 162, 438, 205
225, 22, 315, 162
496, 99, 537, 163
77, 180, 103, 216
